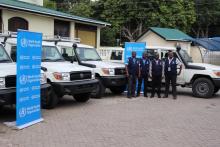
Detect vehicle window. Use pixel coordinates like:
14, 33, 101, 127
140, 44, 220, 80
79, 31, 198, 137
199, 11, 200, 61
42, 46, 64, 62
0, 45, 12, 63
76, 48, 101, 61
61, 47, 76, 61
11, 46, 17, 62
179, 49, 193, 63
110, 50, 122, 60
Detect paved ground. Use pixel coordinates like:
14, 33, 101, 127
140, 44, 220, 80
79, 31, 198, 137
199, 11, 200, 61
0, 88, 220, 147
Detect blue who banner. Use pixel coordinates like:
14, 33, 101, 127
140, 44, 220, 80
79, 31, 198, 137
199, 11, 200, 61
124, 42, 146, 92
16, 30, 43, 129
124, 42, 146, 63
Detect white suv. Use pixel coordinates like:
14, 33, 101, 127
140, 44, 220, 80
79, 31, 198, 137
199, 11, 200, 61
56, 41, 127, 98
0, 42, 51, 108
4, 37, 98, 108
147, 47, 220, 98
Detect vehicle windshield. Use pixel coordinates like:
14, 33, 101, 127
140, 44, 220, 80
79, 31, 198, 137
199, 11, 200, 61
0, 45, 12, 63
179, 49, 193, 63
76, 47, 102, 61
42, 46, 64, 62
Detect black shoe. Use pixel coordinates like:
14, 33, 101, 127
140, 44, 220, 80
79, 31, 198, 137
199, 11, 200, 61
163, 95, 168, 98
144, 95, 148, 98
132, 95, 136, 98
173, 96, 177, 99
158, 95, 161, 98
127, 96, 132, 99
150, 95, 154, 98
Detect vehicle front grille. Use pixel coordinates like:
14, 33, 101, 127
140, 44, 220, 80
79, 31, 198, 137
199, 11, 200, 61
70, 71, 92, 81
5, 75, 16, 88
115, 68, 126, 75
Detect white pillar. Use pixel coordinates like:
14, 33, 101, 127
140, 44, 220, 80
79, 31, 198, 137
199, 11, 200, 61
96, 27, 101, 49
70, 22, 75, 39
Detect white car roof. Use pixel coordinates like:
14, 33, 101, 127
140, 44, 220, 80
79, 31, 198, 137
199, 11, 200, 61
56, 41, 94, 49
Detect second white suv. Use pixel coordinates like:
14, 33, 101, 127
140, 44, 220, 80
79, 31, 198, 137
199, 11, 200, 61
56, 41, 127, 98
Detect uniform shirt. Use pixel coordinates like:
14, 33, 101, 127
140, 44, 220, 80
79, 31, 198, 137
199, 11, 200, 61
168, 57, 182, 66
149, 59, 164, 77
164, 57, 182, 75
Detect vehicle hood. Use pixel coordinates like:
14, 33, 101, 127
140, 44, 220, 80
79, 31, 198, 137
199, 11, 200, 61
82, 61, 125, 69
42, 62, 92, 73
188, 63, 220, 70
0, 63, 16, 77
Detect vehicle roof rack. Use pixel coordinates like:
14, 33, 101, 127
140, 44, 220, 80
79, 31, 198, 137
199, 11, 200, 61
43, 35, 80, 45
0, 31, 17, 45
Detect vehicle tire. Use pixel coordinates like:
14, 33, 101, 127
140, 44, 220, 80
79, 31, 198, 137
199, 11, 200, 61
91, 78, 105, 98
214, 87, 219, 94
74, 93, 90, 102
192, 78, 214, 98
110, 85, 126, 94
41, 88, 59, 109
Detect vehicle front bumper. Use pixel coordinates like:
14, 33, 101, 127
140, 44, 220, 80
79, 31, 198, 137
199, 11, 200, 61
51, 79, 98, 96
213, 78, 220, 88
0, 88, 16, 105
102, 75, 127, 87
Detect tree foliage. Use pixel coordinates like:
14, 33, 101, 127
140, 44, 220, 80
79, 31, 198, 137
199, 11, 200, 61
45, 0, 196, 46
192, 0, 220, 37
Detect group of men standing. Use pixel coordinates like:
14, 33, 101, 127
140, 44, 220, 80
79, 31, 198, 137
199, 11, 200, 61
125, 50, 182, 99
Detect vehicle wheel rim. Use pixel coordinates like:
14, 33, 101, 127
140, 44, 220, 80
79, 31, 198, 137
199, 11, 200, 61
196, 82, 209, 95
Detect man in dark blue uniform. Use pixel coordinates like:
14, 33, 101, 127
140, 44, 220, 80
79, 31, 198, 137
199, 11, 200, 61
163, 51, 182, 99
137, 52, 150, 97
126, 51, 140, 98
150, 53, 163, 98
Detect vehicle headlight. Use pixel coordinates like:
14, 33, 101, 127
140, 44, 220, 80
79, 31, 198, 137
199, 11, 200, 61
213, 71, 220, 77
53, 72, 70, 81
40, 73, 47, 84
102, 68, 115, 75
0, 77, 5, 88
91, 71, 95, 79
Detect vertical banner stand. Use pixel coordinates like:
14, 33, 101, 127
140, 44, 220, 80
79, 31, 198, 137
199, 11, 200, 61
16, 30, 43, 129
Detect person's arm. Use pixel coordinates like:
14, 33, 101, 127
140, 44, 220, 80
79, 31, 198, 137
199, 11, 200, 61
162, 61, 165, 78
149, 61, 152, 78
125, 59, 129, 77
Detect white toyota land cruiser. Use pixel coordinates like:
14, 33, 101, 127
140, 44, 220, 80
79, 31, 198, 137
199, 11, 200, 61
55, 40, 127, 98
0, 41, 51, 108
147, 46, 220, 98
3, 37, 98, 108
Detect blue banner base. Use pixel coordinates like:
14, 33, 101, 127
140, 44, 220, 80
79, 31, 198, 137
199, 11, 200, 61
16, 118, 44, 130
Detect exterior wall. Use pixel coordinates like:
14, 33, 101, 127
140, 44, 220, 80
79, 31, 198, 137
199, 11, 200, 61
190, 46, 203, 63
137, 30, 191, 53
18, 0, 43, 6
2, 9, 54, 36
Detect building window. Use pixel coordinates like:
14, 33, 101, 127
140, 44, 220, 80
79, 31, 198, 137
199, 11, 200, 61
54, 19, 70, 37
8, 17, 28, 32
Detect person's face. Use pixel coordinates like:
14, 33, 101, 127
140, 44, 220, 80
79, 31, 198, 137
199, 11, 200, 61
155, 54, 159, 59
168, 52, 173, 58
143, 53, 147, 59
132, 52, 136, 58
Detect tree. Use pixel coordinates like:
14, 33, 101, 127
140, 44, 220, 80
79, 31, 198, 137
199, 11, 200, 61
192, 0, 220, 37
93, 0, 196, 45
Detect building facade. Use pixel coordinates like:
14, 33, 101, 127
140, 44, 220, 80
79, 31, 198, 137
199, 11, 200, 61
0, 0, 110, 48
